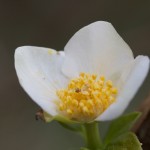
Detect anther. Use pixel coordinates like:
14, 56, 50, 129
56, 72, 118, 122
67, 109, 73, 115
75, 88, 81, 93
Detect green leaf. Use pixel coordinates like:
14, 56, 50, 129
105, 132, 142, 150
104, 112, 141, 145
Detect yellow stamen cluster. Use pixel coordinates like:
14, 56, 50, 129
56, 73, 118, 122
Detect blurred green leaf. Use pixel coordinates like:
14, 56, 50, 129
105, 132, 142, 150
104, 112, 141, 145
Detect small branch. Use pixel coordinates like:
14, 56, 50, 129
132, 93, 150, 132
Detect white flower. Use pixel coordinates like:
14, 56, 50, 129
15, 21, 149, 122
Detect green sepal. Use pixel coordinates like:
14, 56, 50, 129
43, 111, 54, 122
104, 112, 141, 145
105, 132, 142, 150
58, 122, 83, 133
43, 111, 79, 124
43, 111, 84, 134
54, 115, 80, 124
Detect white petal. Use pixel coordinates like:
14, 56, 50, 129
15, 46, 68, 116
96, 56, 149, 121
62, 21, 134, 78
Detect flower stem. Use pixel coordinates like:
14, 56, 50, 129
83, 122, 102, 149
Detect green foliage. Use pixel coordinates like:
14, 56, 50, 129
47, 111, 142, 150
105, 132, 142, 150
104, 112, 141, 145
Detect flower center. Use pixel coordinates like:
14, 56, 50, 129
56, 73, 118, 122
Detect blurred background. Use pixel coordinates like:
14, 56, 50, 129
0, 0, 150, 150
